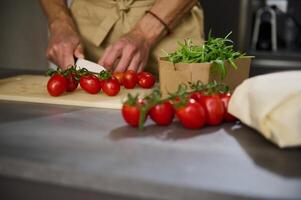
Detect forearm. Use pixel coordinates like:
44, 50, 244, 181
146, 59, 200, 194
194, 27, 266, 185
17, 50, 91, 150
150, 0, 197, 29
40, 0, 84, 69
134, 0, 197, 45
39, 0, 77, 31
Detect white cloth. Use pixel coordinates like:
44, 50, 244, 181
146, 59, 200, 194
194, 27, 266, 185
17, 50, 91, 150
228, 71, 301, 148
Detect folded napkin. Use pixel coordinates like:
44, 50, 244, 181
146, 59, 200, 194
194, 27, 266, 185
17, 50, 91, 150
228, 71, 301, 148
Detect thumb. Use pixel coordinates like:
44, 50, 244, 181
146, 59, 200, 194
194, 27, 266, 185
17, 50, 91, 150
74, 44, 85, 59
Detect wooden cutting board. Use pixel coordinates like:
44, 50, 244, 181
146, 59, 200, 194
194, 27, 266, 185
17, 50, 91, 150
0, 75, 152, 109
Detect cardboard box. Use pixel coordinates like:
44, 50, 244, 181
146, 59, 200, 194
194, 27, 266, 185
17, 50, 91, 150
159, 57, 252, 96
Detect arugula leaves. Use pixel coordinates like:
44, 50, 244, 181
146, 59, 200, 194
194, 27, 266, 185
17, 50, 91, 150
165, 32, 248, 79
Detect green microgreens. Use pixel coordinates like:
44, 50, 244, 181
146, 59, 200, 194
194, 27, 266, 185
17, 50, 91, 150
164, 32, 250, 79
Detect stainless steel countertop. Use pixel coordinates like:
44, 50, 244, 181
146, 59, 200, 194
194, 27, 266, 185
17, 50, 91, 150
0, 70, 301, 200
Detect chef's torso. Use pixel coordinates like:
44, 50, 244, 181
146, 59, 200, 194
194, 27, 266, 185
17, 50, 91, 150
71, 0, 204, 74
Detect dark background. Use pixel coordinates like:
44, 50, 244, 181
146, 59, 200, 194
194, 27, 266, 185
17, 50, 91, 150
200, 0, 301, 75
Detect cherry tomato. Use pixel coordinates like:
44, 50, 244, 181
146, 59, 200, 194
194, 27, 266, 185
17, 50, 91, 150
199, 94, 225, 126
101, 78, 120, 96
137, 72, 155, 89
189, 91, 205, 102
219, 93, 237, 122
47, 74, 67, 97
113, 72, 124, 85
149, 101, 175, 126
122, 70, 137, 89
66, 73, 78, 92
79, 75, 101, 94
122, 104, 140, 127
175, 99, 206, 129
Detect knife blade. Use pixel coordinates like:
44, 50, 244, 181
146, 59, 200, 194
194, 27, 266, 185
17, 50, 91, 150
75, 58, 107, 73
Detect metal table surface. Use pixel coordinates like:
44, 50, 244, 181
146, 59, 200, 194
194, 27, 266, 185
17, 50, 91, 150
0, 70, 301, 200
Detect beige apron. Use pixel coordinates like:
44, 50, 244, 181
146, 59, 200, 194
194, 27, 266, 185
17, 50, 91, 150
70, 0, 204, 75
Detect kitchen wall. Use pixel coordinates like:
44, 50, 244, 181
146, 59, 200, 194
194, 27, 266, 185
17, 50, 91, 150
0, 0, 48, 70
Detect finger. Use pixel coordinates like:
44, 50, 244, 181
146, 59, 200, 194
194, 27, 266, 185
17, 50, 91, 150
60, 56, 74, 70
99, 45, 122, 69
46, 48, 55, 63
137, 59, 147, 73
98, 45, 112, 65
114, 47, 136, 72
59, 47, 75, 70
46, 43, 73, 69
74, 44, 85, 59
46, 48, 62, 69
126, 53, 141, 72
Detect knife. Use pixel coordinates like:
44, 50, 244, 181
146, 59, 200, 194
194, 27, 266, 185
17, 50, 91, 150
75, 58, 107, 73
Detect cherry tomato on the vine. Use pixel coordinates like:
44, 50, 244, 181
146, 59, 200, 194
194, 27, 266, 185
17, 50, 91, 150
122, 70, 137, 89
199, 94, 225, 126
122, 104, 140, 127
47, 74, 67, 97
66, 73, 78, 92
79, 75, 101, 94
113, 72, 124, 85
189, 91, 205, 102
219, 93, 237, 122
149, 101, 174, 126
122, 97, 147, 127
137, 72, 155, 89
175, 99, 206, 129
101, 78, 120, 96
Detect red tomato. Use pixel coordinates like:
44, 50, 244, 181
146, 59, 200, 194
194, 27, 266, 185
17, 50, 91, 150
122, 70, 137, 89
199, 95, 225, 125
219, 93, 237, 122
79, 75, 101, 94
47, 74, 67, 97
189, 91, 205, 102
66, 73, 78, 92
149, 101, 175, 126
113, 72, 124, 85
101, 78, 120, 96
137, 72, 144, 80
137, 72, 155, 89
122, 104, 140, 127
175, 99, 206, 129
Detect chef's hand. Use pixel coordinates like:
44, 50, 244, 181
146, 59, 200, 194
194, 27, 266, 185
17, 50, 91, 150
46, 20, 84, 70
99, 29, 151, 73
99, 13, 166, 72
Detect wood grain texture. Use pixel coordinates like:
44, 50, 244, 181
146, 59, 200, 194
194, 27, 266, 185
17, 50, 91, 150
0, 75, 152, 109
